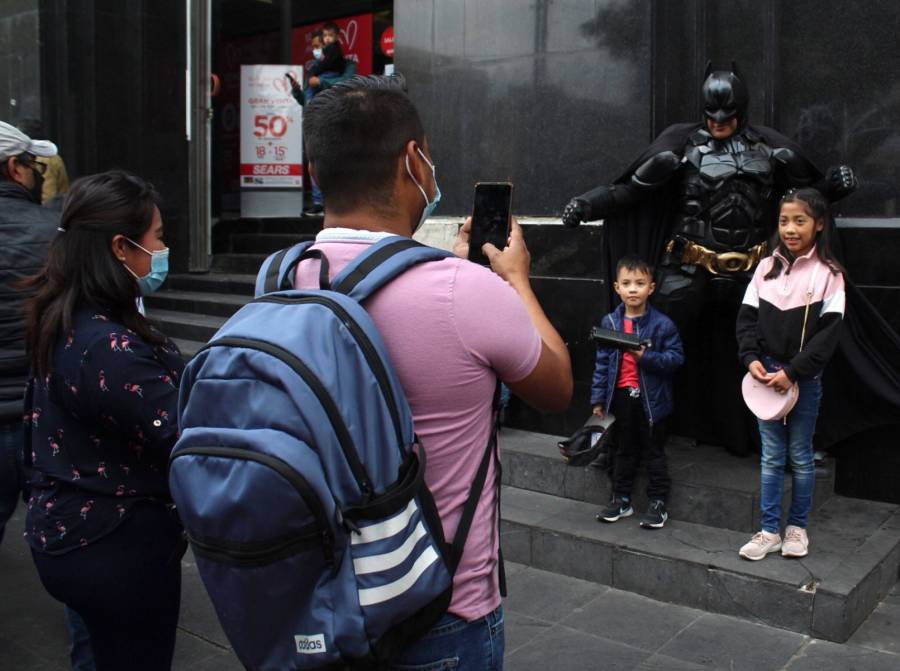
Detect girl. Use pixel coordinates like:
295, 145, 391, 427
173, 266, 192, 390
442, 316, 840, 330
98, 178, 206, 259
735, 187, 846, 561
22, 171, 185, 669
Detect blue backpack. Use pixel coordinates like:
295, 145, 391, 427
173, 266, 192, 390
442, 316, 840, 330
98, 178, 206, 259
169, 236, 501, 670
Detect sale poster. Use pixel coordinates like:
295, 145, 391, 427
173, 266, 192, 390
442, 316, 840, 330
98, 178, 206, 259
239, 64, 303, 188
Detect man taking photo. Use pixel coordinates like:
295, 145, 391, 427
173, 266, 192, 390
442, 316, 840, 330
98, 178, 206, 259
295, 74, 573, 669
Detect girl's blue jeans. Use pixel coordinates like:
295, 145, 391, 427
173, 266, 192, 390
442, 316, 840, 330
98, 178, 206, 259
757, 359, 822, 534
391, 606, 504, 670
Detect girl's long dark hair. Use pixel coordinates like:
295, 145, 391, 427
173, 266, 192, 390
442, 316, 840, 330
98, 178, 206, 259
22, 170, 165, 375
764, 187, 847, 281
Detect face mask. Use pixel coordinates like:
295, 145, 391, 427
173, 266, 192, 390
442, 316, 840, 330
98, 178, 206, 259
123, 237, 169, 295
405, 148, 441, 234
312, 47, 323, 60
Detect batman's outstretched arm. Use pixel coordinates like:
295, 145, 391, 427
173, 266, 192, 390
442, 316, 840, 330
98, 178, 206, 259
562, 151, 681, 227
772, 148, 858, 202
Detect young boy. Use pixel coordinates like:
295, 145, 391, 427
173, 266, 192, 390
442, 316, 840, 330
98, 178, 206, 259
591, 255, 684, 528
307, 23, 346, 94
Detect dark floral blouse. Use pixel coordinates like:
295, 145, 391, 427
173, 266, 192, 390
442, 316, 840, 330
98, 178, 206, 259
24, 307, 184, 554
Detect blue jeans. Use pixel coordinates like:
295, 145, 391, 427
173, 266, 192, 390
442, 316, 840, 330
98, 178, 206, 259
66, 607, 96, 671
757, 365, 822, 534
392, 606, 504, 671
0, 420, 23, 545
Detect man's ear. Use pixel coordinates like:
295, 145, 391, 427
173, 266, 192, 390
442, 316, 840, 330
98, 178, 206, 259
110, 234, 129, 262
403, 139, 426, 185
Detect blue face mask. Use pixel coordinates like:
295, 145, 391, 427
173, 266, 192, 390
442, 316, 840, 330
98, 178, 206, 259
312, 47, 323, 60
123, 238, 169, 295
405, 148, 441, 234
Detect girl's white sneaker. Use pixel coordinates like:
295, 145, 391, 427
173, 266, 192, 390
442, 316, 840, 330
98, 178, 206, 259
781, 525, 809, 558
739, 530, 782, 561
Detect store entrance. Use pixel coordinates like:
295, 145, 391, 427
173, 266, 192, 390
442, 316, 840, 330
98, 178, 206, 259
209, 0, 394, 218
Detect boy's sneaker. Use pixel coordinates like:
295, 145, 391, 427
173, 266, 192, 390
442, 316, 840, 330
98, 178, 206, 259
739, 530, 782, 561
640, 500, 668, 529
781, 525, 809, 558
597, 496, 633, 523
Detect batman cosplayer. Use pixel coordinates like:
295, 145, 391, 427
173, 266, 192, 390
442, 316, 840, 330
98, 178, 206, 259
563, 64, 900, 456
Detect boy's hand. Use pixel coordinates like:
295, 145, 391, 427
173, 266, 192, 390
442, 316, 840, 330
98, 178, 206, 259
748, 360, 770, 383
309, 76, 320, 87
629, 346, 646, 361
592, 404, 604, 417
766, 369, 794, 394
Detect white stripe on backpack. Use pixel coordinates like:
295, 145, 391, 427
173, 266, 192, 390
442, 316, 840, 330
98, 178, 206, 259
357, 546, 440, 607
351, 500, 418, 545
353, 522, 428, 575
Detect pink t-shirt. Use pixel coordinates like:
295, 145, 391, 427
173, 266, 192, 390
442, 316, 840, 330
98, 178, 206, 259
295, 230, 542, 621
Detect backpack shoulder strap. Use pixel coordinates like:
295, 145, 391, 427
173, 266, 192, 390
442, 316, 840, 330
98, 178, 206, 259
330, 236, 453, 302
254, 241, 315, 297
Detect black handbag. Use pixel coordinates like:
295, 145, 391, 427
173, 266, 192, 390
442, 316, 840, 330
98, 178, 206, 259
558, 413, 616, 467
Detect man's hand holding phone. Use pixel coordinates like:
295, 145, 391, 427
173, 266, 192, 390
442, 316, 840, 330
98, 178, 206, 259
482, 218, 530, 289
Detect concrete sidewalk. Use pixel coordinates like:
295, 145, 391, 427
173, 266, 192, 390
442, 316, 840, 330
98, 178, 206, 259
1, 509, 898, 670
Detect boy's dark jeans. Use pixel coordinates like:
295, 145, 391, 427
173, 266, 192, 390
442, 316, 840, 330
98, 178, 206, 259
610, 387, 670, 501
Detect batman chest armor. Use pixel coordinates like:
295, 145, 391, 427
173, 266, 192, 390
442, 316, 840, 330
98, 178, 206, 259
675, 134, 776, 251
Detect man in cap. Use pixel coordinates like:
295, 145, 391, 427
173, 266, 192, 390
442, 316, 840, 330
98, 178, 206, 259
0, 119, 60, 542
560, 64, 857, 456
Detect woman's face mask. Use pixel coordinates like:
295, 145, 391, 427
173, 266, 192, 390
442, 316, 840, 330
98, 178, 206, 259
122, 238, 169, 295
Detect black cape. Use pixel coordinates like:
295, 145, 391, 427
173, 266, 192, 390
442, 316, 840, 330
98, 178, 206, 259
599, 122, 900, 448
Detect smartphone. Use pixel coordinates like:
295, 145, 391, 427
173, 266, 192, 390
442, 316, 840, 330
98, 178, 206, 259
468, 182, 513, 265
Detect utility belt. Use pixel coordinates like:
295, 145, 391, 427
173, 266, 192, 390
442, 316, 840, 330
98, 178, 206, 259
664, 237, 767, 275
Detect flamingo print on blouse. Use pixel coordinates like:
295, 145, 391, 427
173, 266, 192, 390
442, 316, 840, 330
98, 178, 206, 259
97, 461, 108, 479
99, 370, 109, 392
65, 329, 75, 349
124, 383, 143, 398
109, 333, 120, 351
79, 500, 94, 519
120, 334, 133, 352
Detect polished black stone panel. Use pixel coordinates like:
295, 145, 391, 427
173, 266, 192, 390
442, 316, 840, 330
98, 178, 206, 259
0, 1, 41, 122
396, 0, 653, 217
776, 0, 900, 218
520, 223, 605, 280
41, 1, 191, 272
837, 227, 900, 286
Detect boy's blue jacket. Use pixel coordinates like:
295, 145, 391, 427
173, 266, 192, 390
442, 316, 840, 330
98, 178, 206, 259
590, 302, 685, 423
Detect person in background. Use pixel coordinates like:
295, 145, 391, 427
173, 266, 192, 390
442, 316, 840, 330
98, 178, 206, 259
591, 255, 684, 529
0, 120, 59, 543
22, 171, 185, 670
16, 118, 70, 203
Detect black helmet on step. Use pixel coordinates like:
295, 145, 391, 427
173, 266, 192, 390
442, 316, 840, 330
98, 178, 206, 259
701, 61, 749, 126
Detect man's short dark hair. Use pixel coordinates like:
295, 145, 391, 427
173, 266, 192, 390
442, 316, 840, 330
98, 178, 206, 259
311, 28, 323, 40
322, 22, 339, 34
304, 74, 424, 215
615, 254, 655, 280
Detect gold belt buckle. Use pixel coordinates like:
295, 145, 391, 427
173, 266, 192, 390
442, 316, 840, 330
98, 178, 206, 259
715, 251, 750, 273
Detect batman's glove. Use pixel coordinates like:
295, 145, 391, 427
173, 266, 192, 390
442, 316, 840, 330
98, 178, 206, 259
562, 198, 590, 228
826, 165, 858, 197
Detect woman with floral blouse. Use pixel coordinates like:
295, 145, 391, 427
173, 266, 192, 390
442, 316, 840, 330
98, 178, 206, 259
21, 171, 185, 670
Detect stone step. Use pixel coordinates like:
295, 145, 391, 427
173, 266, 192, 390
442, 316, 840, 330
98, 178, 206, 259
210, 253, 269, 274
166, 273, 256, 296
145, 308, 227, 343
500, 486, 900, 642
170, 337, 205, 360
500, 428, 835, 533
144, 290, 250, 319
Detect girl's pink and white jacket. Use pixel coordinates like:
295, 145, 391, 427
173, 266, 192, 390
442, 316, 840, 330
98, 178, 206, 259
736, 245, 845, 381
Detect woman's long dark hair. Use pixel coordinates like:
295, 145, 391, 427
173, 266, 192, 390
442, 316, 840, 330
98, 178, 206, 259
22, 170, 165, 375
764, 187, 847, 281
